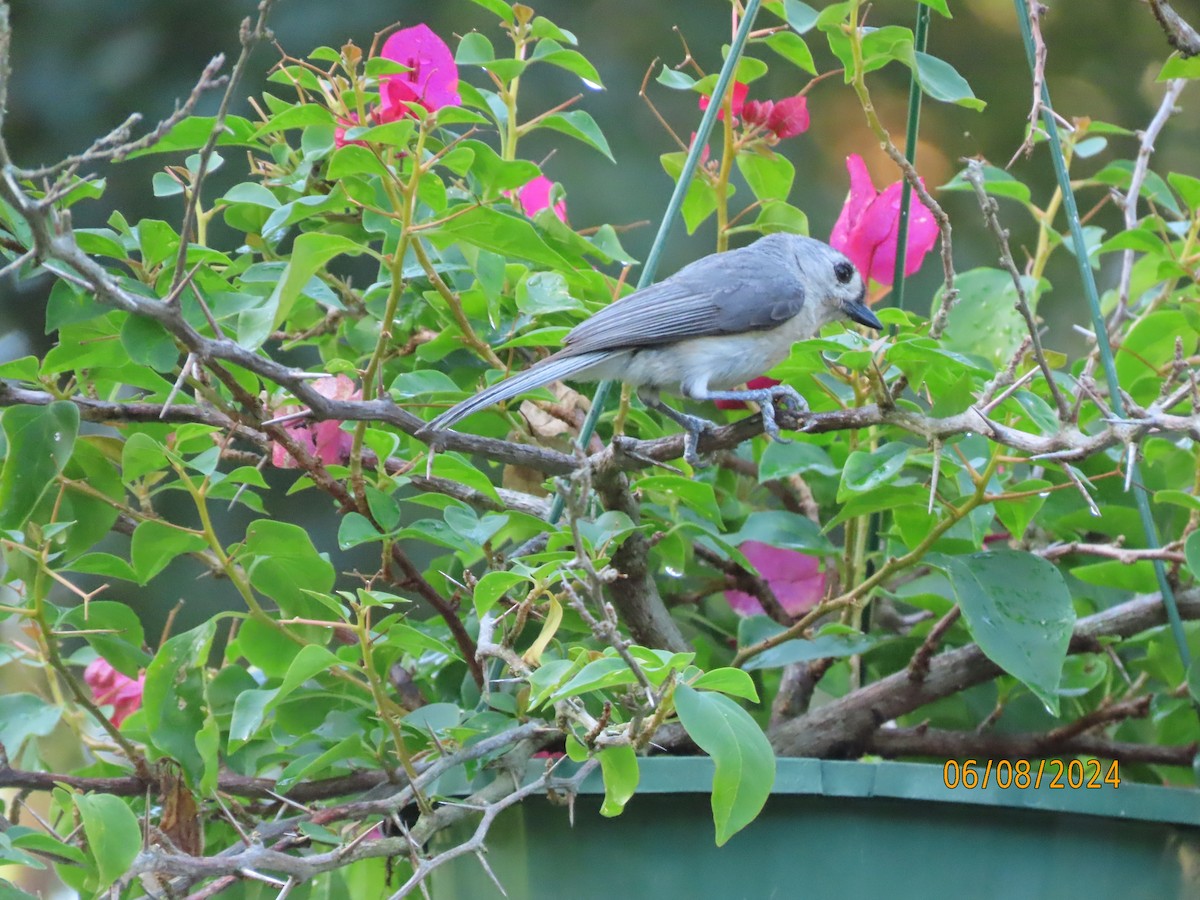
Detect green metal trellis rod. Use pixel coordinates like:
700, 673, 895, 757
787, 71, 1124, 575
1012, 0, 1191, 673
547, 0, 766, 525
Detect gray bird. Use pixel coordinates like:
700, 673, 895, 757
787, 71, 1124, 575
424, 233, 880, 463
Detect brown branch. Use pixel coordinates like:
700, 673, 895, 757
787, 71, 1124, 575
0, 764, 391, 802
388, 545, 485, 688
867, 726, 1193, 767
770, 588, 1200, 757
907, 605, 961, 683
1147, 0, 1200, 56
592, 442, 690, 653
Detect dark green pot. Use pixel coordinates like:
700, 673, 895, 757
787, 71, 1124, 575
429, 757, 1200, 899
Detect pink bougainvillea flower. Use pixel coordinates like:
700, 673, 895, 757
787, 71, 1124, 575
84, 658, 145, 727
714, 376, 781, 410
510, 174, 568, 222
725, 541, 826, 618
698, 81, 749, 119
742, 94, 810, 140
335, 24, 459, 148
379, 23, 461, 112
830, 154, 938, 287
271, 375, 362, 469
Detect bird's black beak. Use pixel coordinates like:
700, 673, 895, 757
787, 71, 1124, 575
845, 299, 883, 331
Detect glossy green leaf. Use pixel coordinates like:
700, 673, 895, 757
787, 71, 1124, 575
690, 667, 759, 701
239, 520, 336, 618
674, 684, 775, 845
536, 111, 614, 162
943, 550, 1074, 715
473, 570, 531, 617
131, 519, 208, 583
910, 50, 985, 109
143, 620, 218, 785
241, 233, 367, 349
0, 693, 62, 754
1186, 531, 1200, 579
0, 401, 79, 530
838, 443, 909, 500
75, 794, 141, 886
762, 31, 816, 74
428, 206, 573, 268
738, 618, 878, 670
736, 152, 795, 203
598, 745, 639, 816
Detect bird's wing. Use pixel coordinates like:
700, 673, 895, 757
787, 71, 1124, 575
560, 245, 805, 356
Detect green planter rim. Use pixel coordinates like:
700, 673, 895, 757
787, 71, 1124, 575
444, 757, 1200, 827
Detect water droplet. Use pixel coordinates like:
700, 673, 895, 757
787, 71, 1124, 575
664, 567, 683, 578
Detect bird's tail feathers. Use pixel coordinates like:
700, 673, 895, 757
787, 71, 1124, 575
424, 352, 606, 432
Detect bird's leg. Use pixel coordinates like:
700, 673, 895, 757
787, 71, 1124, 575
697, 384, 808, 444
638, 387, 716, 467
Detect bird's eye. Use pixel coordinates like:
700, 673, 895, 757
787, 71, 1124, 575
834, 261, 855, 284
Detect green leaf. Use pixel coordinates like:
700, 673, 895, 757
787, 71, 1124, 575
472, 570, 531, 617
390, 369, 466, 399
143, 620, 218, 785
597, 745, 639, 817
456, 31, 496, 64
838, 443, 909, 500
940, 164, 1031, 204
726, 510, 833, 554
738, 618, 877, 670
942, 550, 1075, 715
460, 140, 540, 192
736, 152, 795, 203
536, 111, 615, 162
465, 0, 515, 24
638, 475, 722, 527
994, 478, 1050, 541
61, 601, 149, 675
46, 280, 106, 331
241, 233, 367, 349
0, 401, 79, 530
239, 520, 336, 618
690, 667, 759, 701
762, 31, 816, 74
942, 267, 1036, 367
337, 511, 385, 549
427, 206, 572, 268
0, 693, 62, 754
125, 115, 260, 157
271, 644, 341, 708
250, 103, 335, 137
758, 441, 838, 481
1071, 559, 1158, 593
552, 657, 640, 699
130, 520, 208, 584
121, 432, 168, 483
779, 0, 820, 32
657, 65, 696, 89
1186, 531, 1200, 579
918, 0, 952, 17
1168, 172, 1200, 211
674, 684, 775, 845
531, 40, 604, 87
910, 50, 985, 110
1158, 52, 1200, 81
75, 794, 141, 886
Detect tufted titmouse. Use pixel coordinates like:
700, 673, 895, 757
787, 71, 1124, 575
424, 233, 880, 463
